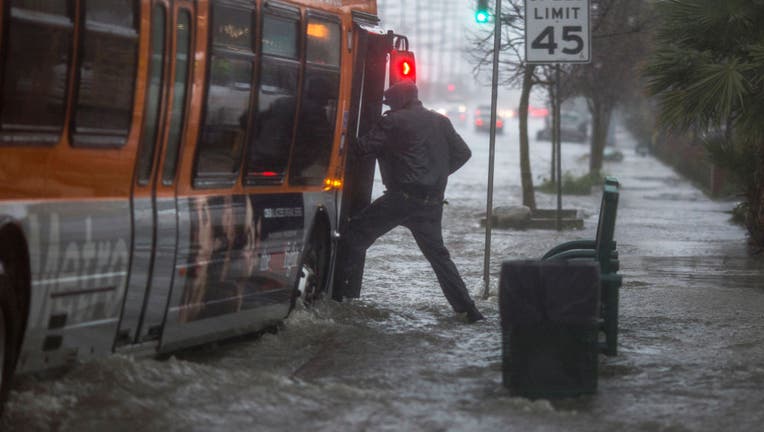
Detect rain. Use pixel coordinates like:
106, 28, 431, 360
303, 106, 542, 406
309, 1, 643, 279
2, 1, 764, 431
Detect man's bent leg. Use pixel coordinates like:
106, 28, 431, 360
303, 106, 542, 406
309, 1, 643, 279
406, 205, 479, 315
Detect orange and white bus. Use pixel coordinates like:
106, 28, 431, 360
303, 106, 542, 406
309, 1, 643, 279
0, 0, 408, 407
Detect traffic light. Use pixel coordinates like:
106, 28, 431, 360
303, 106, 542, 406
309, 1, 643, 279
389, 49, 416, 85
475, 0, 489, 23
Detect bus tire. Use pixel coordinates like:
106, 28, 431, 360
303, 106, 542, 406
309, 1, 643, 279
0, 270, 21, 415
291, 224, 330, 311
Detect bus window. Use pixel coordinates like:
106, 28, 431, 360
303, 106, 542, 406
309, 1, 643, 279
0, 1, 73, 145
305, 19, 341, 66
246, 13, 300, 184
162, 10, 193, 186
136, 5, 166, 185
72, 0, 139, 148
290, 17, 341, 185
194, 3, 255, 186
211, 4, 253, 51
262, 14, 298, 58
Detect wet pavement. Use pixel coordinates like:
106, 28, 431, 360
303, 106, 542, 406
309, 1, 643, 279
3, 120, 763, 431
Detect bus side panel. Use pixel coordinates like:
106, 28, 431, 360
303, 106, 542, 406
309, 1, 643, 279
9, 201, 130, 373
139, 196, 180, 339
117, 196, 152, 344
118, 195, 179, 345
159, 192, 304, 352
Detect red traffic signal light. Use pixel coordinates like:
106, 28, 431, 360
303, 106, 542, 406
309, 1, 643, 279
389, 50, 416, 85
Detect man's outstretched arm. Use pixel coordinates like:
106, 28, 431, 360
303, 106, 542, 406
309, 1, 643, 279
355, 114, 394, 157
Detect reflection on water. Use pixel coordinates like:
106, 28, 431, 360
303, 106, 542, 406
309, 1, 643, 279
4, 125, 764, 432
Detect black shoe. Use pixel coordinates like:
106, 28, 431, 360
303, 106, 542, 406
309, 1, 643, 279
465, 307, 485, 323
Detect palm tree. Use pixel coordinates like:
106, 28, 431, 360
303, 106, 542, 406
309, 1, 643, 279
644, 0, 764, 248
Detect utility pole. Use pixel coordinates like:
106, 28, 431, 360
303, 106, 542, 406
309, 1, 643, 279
482, 0, 501, 299
436, 0, 451, 85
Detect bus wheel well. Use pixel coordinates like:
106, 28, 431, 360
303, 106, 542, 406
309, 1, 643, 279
0, 223, 30, 410
310, 208, 331, 244
0, 224, 30, 347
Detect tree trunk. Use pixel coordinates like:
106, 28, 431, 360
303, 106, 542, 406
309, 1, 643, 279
519, 65, 536, 210
755, 184, 764, 247
589, 98, 613, 176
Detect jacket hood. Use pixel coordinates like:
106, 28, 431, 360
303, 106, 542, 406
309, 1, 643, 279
383, 80, 419, 110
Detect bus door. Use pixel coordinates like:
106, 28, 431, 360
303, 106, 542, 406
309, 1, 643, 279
117, 1, 195, 349
332, 16, 389, 299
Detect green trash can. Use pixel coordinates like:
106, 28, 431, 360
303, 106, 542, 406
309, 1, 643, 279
499, 260, 601, 398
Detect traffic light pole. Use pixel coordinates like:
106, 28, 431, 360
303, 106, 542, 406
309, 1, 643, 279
482, 0, 501, 300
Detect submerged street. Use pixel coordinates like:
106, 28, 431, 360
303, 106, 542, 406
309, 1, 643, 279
3, 120, 763, 432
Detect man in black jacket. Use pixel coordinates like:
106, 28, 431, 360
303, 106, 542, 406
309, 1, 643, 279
341, 79, 484, 323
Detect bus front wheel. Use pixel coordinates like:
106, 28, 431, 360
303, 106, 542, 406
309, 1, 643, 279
291, 225, 330, 310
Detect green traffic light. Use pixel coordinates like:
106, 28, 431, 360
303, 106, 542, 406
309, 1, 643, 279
475, 0, 490, 23
475, 10, 489, 23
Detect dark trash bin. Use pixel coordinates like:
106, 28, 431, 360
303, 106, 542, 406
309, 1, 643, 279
499, 260, 601, 399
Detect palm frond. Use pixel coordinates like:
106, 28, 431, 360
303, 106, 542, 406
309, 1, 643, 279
684, 60, 749, 121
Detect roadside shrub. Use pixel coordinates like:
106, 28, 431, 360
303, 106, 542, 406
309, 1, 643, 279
537, 171, 604, 195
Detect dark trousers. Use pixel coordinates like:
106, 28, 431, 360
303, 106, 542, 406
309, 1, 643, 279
340, 190, 476, 312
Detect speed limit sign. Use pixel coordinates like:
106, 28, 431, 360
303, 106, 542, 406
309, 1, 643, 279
525, 0, 590, 63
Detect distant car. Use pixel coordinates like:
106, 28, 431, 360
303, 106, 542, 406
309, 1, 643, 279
603, 147, 624, 162
536, 111, 587, 142
635, 142, 651, 156
528, 106, 549, 118
443, 103, 469, 125
474, 105, 504, 134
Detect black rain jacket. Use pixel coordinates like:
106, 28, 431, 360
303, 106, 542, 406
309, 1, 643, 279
356, 99, 471, 199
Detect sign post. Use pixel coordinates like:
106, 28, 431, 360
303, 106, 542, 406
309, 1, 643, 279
482, 0, 502, 300
525, 0, 590, 229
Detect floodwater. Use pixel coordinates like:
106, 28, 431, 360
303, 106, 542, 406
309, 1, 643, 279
3, 117, 763, 432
